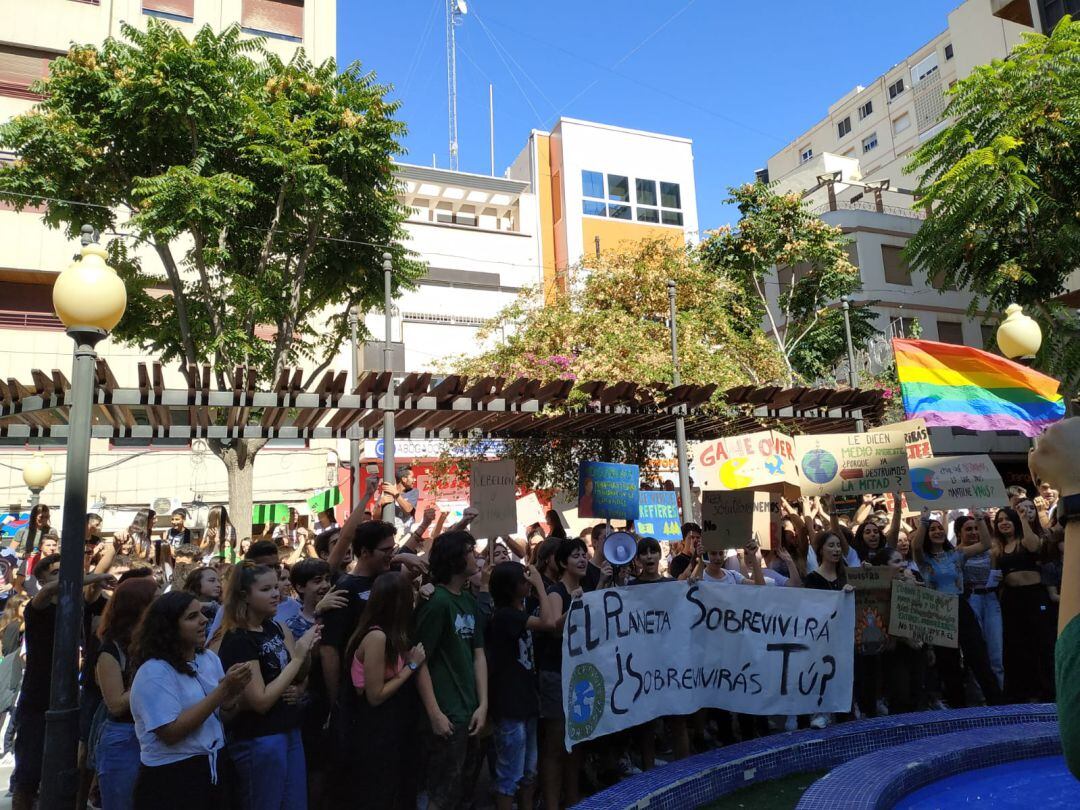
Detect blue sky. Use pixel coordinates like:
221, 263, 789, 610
337, 0, 962, 229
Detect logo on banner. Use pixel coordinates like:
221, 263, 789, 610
567, 663, 605, 741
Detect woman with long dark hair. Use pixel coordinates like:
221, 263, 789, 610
913, 509, 1002, 708
329, 572, 424, 809
211, 562, 320, 810
958, 514, 1004, 687
128, 592, 251, 810
184, 567, 222, 622
992, 505, 1054, 701
200, 506, 236, 560
11, 503, 50, 556
95, 577, 159, 810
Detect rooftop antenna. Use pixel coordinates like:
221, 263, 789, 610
446, 0, 467, 171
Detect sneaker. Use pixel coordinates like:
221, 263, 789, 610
810, 713, 830, 729
876, 700, 890, 717
618, 757, 642, 777
929, 699, 949, 711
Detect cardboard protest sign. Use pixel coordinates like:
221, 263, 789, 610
889, 580, 958, 648
873, 418, 933, 462
882, 491, 919, 518
846, 566, 893, 654
468, 460, 517, 538
515, 492, 546, 529
794, 430, 911, 497
562, 581, 854, 749
699, 490, 781, 552
690, 431, 799, 497
578, 462, 639, 520
904, 454, 1006, 512
636, 491, 682, 543
252, 504, 289, 524
307, 487, 342, 514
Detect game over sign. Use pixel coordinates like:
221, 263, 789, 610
690, 431, 800, 497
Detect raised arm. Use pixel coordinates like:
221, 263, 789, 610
911, 509, 929, 566
885, 493, 903, 547
1020, 511, 1043, 553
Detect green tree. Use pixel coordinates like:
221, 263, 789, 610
0, 21, 423, 524
905, 17, 1080, 391
700, 183, 878, 384
448, 238, 786, 491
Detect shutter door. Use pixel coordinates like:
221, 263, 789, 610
0, 46, 53, 97
143, 0, 195, 17
242, 0, 304, 39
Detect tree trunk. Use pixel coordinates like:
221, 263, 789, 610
208, 438, 267, 540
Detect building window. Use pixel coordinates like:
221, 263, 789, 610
800, 146, 813, 164
143, 0, 195, 21
607, 174, 630, 202
980, 323, 998, 351
944, 43, 954, 60
582, 170, 604, 199
858, 100, 873, 120
582, 200, 606, 217
637, 207, 659, 223
881, 245, 912, 285
0, 45, 54, 99
661, 210, 684, 226
893, 112, 911, 135
242, 0, 304, 42
888, 78, 905, 100
660, 182, 681, 210
911, 52, 939, 85
636, 179, 657, 207
891, 316, 918, 339
608, 204, 631, 220
837, 117, 851, 138
937, 320, 964, 345
862, 132, 878, 153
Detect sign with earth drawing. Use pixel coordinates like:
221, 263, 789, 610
904, 454, 1006, 512
690, 431, 800, 498
794, 430, 911, 497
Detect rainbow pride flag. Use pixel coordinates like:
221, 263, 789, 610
893, 338, 1065, 437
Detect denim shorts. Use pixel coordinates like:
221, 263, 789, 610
493, 717, 538, 797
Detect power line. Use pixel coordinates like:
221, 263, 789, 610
470, 6, 558, 115
400, 0, 443, 99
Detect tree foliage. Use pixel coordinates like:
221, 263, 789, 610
699, 183, 878, 384
905, 16, 1080, 390
448, 238, 786, 491
0, 21, 424, 523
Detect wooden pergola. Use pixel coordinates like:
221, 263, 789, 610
0, 361, 885, 442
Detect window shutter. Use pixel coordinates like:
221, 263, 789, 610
242, 0, 304, 39
143, 0, 195, 17
0, 46, 53, 99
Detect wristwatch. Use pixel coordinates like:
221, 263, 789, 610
1058, 493, 1080, 527
407, 661, 419, 672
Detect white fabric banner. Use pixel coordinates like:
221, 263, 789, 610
561, 581, 854, 749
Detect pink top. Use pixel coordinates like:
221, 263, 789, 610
350, 628, 404, 690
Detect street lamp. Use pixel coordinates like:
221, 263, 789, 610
996, 303, 1042, 362
21, 452, 52, 556
667, 281, 694, 523
41, 225, 126, 810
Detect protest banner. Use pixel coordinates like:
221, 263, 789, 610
794, 430, 911, 497
636, 491, 682, 543
872, 418, 933, 462
469, 460, 517, 538
690, 431, 800, 497
882, 491, 919, 518
699, 490, 780, 551
515, 492, 546, 530
307, 486, 342, 514
846, 566, 893, 654
561, 581, 854, 749
904, 454, 1006, 512
578, 462, 640, 520
889, 580, 958, 648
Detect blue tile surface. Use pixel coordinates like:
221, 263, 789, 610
571, 704, 1059, 810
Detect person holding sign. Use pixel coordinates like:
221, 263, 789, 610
958, 515, 1004, 687
991, 505, 1055, 703
912, 509, 1003, 708
871, 546, 927, 714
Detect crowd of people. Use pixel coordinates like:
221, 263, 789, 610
0, 430, 1075, 809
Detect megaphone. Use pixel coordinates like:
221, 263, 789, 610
603, 531, 638, 567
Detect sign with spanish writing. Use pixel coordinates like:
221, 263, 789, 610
561, 581, 854, 749
578, 462, 640, 520
889, 580, 958, 648
636, 491, 682, 543
690, 431, 799, 496
873, 418, 933, 462
794, 431, 911, 497
699, 490, 781, 552
846, 566, 893, 654
469, 460, 518, 538
904, 454, 1006, 512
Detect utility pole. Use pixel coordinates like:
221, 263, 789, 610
381, 253, 396, 523
667, 280, 694, 523
348, 307, 361, 512
841, 295, 864, 432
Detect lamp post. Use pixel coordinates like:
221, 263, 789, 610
348, 306, 361, 512
667, 281, 694, 523
840, 295, 864, 432
41, 225, 126, 810
996, 303, 1042, 363
22, 453, 52, 556
381, 252, 396, 524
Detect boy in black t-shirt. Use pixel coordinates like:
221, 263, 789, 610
166, 508, 192, 549
485, 562, 558, 810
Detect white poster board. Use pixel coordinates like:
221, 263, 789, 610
904, 454, 1006, 512
468, 460, 517, 538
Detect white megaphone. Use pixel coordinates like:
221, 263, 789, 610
602, 531, 637, 567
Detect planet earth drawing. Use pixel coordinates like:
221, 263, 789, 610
910, 467, 943, 500
801, 449, 839, 485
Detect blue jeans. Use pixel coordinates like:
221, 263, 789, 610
228, 729, 307, 810
493, 717, 538, 797
968, 591, 1004, 687
97, 719, 140, 810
